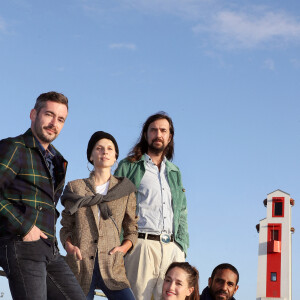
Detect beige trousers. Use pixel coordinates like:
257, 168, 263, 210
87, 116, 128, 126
125, 237, 185, 300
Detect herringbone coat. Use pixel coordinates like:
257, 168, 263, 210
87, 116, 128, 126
60, 174, 138, 295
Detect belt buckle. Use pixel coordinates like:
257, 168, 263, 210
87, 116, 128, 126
160, 233, 171, 244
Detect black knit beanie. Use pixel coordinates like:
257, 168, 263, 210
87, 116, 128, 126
87, 131, 119, 164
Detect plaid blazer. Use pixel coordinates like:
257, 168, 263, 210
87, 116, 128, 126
0, 129, 67, 240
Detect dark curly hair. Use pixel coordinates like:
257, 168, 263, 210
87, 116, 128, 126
210, 263, 239, 284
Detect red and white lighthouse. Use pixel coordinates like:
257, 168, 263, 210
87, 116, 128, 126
256, 189, 294, 300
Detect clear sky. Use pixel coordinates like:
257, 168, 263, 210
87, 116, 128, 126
1, 1, 300, 299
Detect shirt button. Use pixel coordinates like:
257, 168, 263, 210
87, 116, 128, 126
38, 206, 43, 211
90, 256, 94, 260
94, 240, 98, 244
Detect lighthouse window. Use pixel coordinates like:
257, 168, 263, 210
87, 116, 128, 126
274, 202, 283, 216
271, 230, 279, 241
271, 272, 277, 282
272, 197, 284, 217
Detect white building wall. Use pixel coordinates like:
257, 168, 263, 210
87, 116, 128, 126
257, 218, 268, 299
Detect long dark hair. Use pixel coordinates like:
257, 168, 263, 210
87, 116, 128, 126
127, 112, 175, 162
165, 262, 200, 300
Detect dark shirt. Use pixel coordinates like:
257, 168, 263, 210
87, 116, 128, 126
35, 137, 56, 188
200, 286, 236, 300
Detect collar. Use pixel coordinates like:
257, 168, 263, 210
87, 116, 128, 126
144, 153, 167, 165
21, 128, 68, 174
140, 154, 179, 172
87, 172, 120, 194
34, 136, 56, 158
129, 154, 179, 173
201, 286, 236, 300
23, 128, 61, 158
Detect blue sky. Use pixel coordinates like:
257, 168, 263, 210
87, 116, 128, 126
1, 1, 300, 299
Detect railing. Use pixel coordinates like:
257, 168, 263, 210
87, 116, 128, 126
95, 291, 107, 298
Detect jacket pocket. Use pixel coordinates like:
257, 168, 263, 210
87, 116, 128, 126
112, 251, 127, 281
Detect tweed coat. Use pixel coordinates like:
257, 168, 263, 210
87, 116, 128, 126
60, 174, 138, 295
0, 129, 67, 239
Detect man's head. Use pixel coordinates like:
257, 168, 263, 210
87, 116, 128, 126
30, 92, 68, 149
128, 112, 174, 161
208, 263, 239, 300
33, 91, 69, 114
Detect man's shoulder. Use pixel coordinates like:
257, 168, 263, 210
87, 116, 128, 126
200, 286, 212, 300
0, 131, 27, 150
165, 159, 180, 172
119, 156, 144, 163
118, 157, 144, 168
118, 157, 132, 165
1, 129, 35, 146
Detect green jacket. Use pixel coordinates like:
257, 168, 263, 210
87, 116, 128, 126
115, 155, 189, 254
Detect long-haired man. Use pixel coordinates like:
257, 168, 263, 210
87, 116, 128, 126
115, 112, 189, 300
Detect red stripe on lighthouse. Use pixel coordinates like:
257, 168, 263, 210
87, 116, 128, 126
266, 223, 281, 298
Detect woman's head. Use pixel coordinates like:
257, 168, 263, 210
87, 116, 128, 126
162, 262, 200, 300
87, 131, 119, 169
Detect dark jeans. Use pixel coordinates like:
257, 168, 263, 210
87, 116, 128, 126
87, 252, 136, 300
0, 237, 86, 300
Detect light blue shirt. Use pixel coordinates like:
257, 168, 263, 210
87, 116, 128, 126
137, 154, 173, 235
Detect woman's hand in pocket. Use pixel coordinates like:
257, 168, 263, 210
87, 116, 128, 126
109, 239, 132, 255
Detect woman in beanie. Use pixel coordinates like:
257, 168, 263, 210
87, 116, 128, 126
60, 131, 138, 300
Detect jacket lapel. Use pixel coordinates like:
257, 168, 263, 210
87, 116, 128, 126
108, 175, 118, 190
84, 176, 100, 231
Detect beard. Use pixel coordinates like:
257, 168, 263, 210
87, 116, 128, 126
213, 290, 231, 300
148, 138, 167, 154
34, 122, 58, 144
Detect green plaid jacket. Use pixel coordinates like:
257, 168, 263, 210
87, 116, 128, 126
0, 129, 67, 240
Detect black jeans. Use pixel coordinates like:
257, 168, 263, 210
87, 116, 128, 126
0, 237, 86, 300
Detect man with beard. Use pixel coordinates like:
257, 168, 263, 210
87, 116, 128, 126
0, 92, 85, 299
201, 263, 239, 300
115, 112, 189, 300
